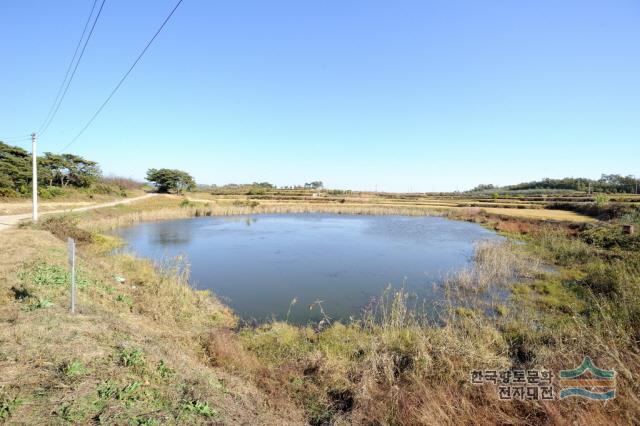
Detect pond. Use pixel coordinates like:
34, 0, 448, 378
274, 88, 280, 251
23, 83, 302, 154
112, 214, 500, 324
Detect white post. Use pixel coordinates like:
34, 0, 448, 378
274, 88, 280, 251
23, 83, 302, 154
68, 238, 76, 314
31, 132, 38, 222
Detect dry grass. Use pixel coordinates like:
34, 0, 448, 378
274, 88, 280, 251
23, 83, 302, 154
480, 207, 596, 222
2, 194, 636, 424
231, 239, 639, 425
70, 194, 595, 234
76, 196, 449, 232
0, 228, 304, 424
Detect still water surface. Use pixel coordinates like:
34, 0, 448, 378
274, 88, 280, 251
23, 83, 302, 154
113, 214, 499, 323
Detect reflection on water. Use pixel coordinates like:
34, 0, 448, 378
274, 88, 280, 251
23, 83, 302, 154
112, 214, 500, 324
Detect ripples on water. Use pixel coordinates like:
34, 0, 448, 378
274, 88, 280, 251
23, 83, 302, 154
112, 214, 500, 324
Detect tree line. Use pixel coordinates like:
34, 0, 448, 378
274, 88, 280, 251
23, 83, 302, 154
0, 142, 101, 196
471, 174, 639, 194
1, 141, 197, 197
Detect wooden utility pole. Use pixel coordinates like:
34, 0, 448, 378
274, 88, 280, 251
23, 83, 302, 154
31, 132, 38, 222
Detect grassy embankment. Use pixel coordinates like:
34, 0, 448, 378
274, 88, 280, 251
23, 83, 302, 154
0, 220, 304, 424
1, 193, 639, 424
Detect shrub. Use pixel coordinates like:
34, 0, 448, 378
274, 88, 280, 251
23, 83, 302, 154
37, 215, 93, 243
581, 261, 622, 296
594, 193, 610, 207
232, 200, 259, 208
546, 202, 638, 220
38, 186, 66, 199
101, 175, 142, 190
0, 187, 19, 198
581, 226, 640, 251
90, 183, 119, 195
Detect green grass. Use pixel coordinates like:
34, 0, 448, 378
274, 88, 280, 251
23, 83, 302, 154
180, 400, 218, 418
0, 396, 23, 420
22, 297, 54, 311
119, 348, 146, 368
18, 262, 95, 289
63, 360, 88, 378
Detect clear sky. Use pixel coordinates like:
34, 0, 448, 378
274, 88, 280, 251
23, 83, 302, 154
1, 0, 639, 192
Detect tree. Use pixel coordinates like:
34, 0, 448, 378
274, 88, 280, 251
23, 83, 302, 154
0, 142, 31, 194
0, 142, 102, 195
39, 153, 101, 188
470, 184, 495, 192
146, 168, 195, 194
304, 181, 324, 190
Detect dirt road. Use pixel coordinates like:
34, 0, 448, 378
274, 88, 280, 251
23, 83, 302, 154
0, 193, 157, 232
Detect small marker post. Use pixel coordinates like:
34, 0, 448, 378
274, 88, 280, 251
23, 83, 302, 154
68, 238, 76, 314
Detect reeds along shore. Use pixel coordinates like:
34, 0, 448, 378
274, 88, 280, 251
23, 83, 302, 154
78, 201, 448, 232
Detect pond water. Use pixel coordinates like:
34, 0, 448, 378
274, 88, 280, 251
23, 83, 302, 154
112, 214, 500, 324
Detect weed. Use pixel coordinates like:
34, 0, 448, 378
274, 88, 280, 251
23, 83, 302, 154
116, 294, 134, 307
23, 297, 53, 311
181, 400, 217, 417
62, 360, 88, 377
119, 348, 145, 368
0, 396, 22, 420
285, 297, 298, 323
55, 402, 86, 423
97, 380, 142, 405
180, 199, 195, 208
19, 263, 68, 287
494, 304, 508, 316
132, 417, 160, 426
580, 261, 623, 296
18, 262, 94, 289
97, 380, 119, 399
118, 381, 142, 404
156, 360, 173, 378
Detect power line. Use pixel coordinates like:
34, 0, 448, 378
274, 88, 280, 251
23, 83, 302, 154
38, 0, 107, 137
37, 0, 100, 135
58, 0, 184, 153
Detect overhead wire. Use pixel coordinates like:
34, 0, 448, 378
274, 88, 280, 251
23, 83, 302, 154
58, 0, 184, 153
38, 0, 107, 137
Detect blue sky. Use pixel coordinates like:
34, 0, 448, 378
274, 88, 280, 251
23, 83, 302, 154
1, 0, 638, 191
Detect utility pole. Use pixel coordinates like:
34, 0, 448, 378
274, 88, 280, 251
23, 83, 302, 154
31, 132, 38, 222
